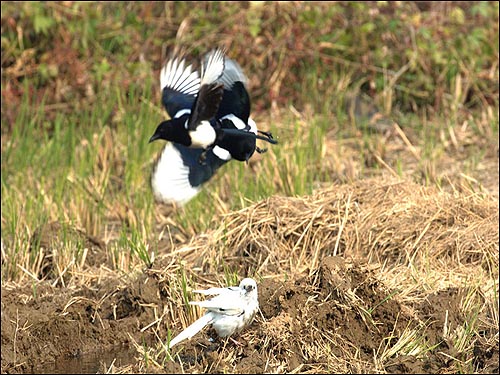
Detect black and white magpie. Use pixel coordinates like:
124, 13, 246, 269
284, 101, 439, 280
149, 49, 277, 205
149, 49, 225, 150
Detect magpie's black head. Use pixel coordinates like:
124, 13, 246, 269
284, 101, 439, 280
149, 118, 191, 146
242, 143, 256, 163
227, 139, 256, 163
149, 120, 173, 143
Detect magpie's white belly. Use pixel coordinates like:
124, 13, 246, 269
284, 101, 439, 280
190, 121, 216, 148
212, 314, 244, 337
151, 143, 200, 205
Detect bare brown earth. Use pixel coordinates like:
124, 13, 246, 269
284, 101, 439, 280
1, 178, 498, 374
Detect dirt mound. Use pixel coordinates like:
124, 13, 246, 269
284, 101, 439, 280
1, 178, 498, 373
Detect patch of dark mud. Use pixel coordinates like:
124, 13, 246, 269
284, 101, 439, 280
417, 287, 466, 348
255, 256, 419, 371
473, 338, 499, 374
417, 287, 499, 373
383, 355, 443, 374
0, 269, 164, 373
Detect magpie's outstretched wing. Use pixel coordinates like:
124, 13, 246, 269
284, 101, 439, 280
217, 81, 251, 124
211, 56, 251, 123
151, 142, 229, 205
160, 55, 200, 118
187, 49, 225, 130
174, 144, 229, 187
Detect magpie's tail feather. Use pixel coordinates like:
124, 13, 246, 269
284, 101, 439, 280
255, 133, 278, 144
221, 128, 278, 145
168, 313, 214, 349
257, 130, 274, 139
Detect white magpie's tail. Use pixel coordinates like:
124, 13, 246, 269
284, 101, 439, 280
168, 313, 214, 349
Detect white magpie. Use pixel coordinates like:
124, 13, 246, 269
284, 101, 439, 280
168, 278, 259, 349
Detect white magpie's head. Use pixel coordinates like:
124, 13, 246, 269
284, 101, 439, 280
240, 278, 258, 294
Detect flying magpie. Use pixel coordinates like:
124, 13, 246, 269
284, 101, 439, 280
149, 49, 277, 205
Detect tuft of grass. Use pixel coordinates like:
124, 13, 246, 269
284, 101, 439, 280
375, 319, 441, 368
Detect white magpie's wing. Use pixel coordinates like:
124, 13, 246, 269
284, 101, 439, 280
190, 287, 246, 316
160, 55, 200, 118
193, 285, 242, 296
193, 287, 227, 296
190, 300, 244, 316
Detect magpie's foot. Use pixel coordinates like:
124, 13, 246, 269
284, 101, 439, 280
198, 151, 208, 165
228, 336, 244, 347
258, 130, 274, 140
256, 147, 268, 154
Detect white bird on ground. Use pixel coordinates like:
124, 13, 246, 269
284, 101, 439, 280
168, 278, 259, 349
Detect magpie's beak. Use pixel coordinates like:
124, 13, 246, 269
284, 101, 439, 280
149, 133, 160, 143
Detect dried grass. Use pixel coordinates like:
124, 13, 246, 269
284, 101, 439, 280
171, 177, 498, 282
